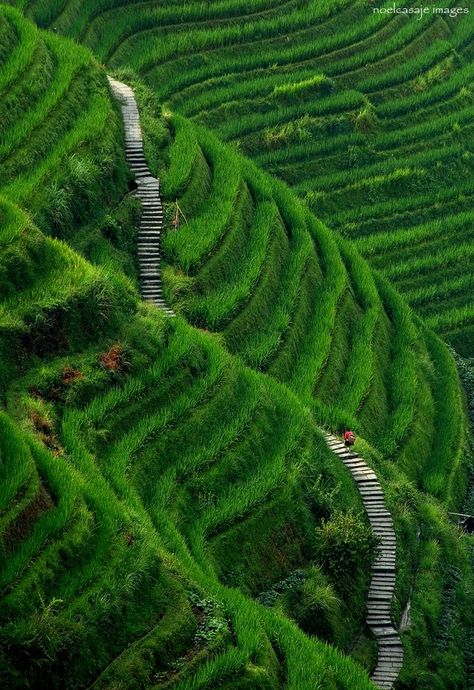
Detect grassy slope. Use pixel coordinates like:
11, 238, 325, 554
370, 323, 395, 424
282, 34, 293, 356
20, 0, 474, 355
0, 4, 472, 690
135, 78, 474, 689
0, 8, 377, 690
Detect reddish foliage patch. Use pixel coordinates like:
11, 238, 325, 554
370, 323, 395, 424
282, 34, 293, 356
30, 410, 52, 436
99, 344, 127, 372
62, 366, 84, 385
29, 410, 63, 456
124, 531, 135, 546
3, 482, 54, 550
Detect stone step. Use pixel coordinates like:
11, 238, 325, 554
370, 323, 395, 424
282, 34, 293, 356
371, 521, 394, 529
375, 554, 396, 561
353, 473, 379, 483
344, 461, 373, 470
373, 670, 400, 679
370, 627, 399, 638
377, 655, 404, 664
367, 618, 393, 627
372, 530, 396, 538
372, 566, 396, 575
368, 607, 392, 615
358, 487, 385, 496
370, 580, 395, 587
341, 457, 367, 465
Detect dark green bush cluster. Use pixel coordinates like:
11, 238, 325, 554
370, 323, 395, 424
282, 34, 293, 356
316, 511, 380, 589
258, 569, 307, 608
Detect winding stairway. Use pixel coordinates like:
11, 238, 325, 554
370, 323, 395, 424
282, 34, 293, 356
325, 433, 404, 690
107, 77, 175, 317
108, 75, 402, 689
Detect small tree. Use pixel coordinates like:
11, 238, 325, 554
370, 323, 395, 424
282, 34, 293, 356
316, 511, 380, 588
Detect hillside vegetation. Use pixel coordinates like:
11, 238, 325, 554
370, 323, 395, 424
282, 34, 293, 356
0, 3, 473, 690
0, 8, 381, 689
15, 0, 474, 354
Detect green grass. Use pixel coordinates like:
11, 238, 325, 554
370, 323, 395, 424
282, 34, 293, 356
0, 4, 473, 690
37, 0, 472, 349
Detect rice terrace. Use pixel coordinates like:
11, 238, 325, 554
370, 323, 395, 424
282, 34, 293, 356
0, 0, 473, 688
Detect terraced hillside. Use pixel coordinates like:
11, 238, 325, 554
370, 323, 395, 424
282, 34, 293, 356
0, 8, 386, 689
1, 4, 473, 690
156, 113, 468, 505
125, 79, 474, 688
15, 0, 474, 354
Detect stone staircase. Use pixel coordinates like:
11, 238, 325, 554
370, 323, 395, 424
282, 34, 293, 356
325, 433, 404, 690
107, 76, 175, 317
108, 73, 403, 689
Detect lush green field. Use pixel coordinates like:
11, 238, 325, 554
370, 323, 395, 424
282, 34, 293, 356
0, 3, 473, 689
16, 0, 474, 354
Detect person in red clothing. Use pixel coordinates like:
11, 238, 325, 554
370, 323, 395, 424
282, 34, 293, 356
343, 430, 356, 449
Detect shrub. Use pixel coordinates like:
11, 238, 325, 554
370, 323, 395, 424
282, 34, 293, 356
282, 567, 341, 641
316, 511, 379, 588
353, 103, 378, 134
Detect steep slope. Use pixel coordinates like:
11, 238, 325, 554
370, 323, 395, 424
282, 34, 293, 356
157, 112, 466, 506
135, 89, 474, 688
15, 0, 474, 354
0, 9, 379, 690
0, 5, 473, 690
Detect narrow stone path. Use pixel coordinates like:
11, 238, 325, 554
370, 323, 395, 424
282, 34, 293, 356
324, 433, 404, 690
107, 77, 175, 317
